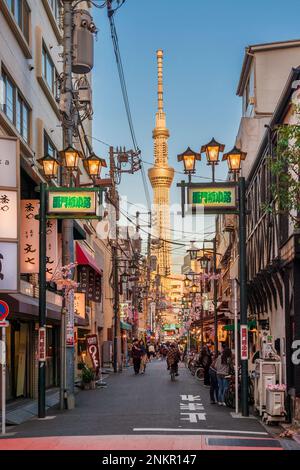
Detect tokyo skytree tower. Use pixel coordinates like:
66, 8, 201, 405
148, 50, 174, 276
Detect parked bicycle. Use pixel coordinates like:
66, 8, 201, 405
224, 372, 254, 408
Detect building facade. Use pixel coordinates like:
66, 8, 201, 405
0, 0, 114, 405
216, 40, 300, 423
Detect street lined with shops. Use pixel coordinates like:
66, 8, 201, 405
1, 360, 297, 450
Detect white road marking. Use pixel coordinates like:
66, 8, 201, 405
133, 428, 269, 435
180, 395, 202, 402
180, 403, 204, 411
180, 412, 207, 422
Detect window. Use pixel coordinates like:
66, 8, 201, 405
42, 44, 59, 97
48, 0, 61, 23
5, 0, 30, 43
1, 70, 30, 143
44, 132, 57, 159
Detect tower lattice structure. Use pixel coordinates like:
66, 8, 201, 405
148, 50, 174, 277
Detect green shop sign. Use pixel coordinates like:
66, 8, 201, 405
48, 191, 96, 215
188, 184, 237, 212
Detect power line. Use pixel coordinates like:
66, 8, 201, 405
107, 4, 152, 210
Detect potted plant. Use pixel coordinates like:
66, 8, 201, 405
81, 366, 94, 390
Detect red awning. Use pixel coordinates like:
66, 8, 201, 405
76, 242, 103, 275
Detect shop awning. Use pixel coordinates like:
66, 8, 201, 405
76, 242, 103, 275
223, 319, 257, 331
120, 321, 132, 331
1, 293, 87, 326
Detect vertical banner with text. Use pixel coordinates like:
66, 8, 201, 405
0, 137, 19, 293
66, 289, 75, 347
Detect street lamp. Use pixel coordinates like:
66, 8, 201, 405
201, 138, 225, 182
177, 147, 201, 182
191, 283, 198, 294
60, 145, 83, 172
188, 242, 198, 261
38, 154, 60, 179
199, 254, 210, 270
184, 276, 191, 288
222, 146, 246, 175
83, 153, 107, 179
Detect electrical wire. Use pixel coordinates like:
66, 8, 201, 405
107, 4, 152, 210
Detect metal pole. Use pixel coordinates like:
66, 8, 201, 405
239, 176, 249, 416
113, 244, 119, 373
212, 164, 215, 183
213, 233, 218, 353
38, 182, 47, 418
234, 278, 239, 415
60, 308, 66, 410
1, 326, 6, 435
62, 0, 75, 408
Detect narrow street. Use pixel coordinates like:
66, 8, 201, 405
1, 360, 297, 450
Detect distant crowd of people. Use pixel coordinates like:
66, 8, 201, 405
128, 339, 184, 375
128, 339, 234, 406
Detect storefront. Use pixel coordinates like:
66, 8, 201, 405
0, 292, 61, 401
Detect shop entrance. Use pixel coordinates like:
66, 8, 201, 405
4, 320, 31, 400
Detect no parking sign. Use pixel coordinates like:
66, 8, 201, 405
0, 300, 9, 327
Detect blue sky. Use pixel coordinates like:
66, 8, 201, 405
91, 0, 300, 265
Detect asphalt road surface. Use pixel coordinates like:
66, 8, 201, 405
0, 360, 298, 450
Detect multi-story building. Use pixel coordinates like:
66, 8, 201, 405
0, 0, 114, 406
216, 39, 300, 423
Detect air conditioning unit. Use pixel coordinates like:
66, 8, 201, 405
224, 214, 235, 232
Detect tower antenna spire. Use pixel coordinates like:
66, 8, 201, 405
157, 49, 164, 113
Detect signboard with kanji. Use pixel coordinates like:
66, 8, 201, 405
48, 191, 96, 215
188, 183, 237, 213
20, 200, 39, 273
0, 137, 18, 188
38, 327, 46, 362
0, 242, 18, 292
0, 137, 20, 293
0, 190, 18, 239
240, 325, 248, 360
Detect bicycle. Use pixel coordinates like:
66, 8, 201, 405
224, 373, 255, 408
195, 366, 205, 381
170, 363, 177, 381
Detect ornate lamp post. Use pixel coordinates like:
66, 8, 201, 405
84, 153, 107, 180
38, 154, 61, 180
201, 137, 225, 182
222, 146, 246, 180
177, 147, 201, 183
177, 138, 249, 416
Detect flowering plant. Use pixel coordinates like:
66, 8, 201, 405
267, 384, 286, 391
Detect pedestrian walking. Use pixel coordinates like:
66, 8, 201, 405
215, 347, 233, 406
148, 343, 155, 361
166, 343, 181, 376
139, 340, 148, 374
209, 352, 219, 404
131, 339, 142, 375
200, 345, 212, 386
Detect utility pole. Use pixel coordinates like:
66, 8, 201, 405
61, 0, 75, 409
38, 183, 47, 418
213, 233, 218, 353
108, 146, 120, 373
239, 176, 249, 417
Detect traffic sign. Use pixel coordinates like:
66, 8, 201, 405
0, 321, 9, 328
0, 301, 9, 322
